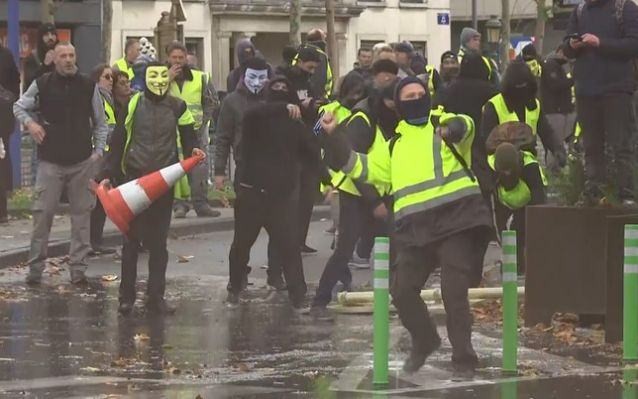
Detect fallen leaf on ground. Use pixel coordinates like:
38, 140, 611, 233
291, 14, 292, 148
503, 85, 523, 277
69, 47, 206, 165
101, 274, 118, 282
134, 333, 150, 342
80, 366, 101, 373
177, 255, 195, 263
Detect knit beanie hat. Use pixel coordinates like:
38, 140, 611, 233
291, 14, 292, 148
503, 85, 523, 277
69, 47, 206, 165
460, 27, 481, 47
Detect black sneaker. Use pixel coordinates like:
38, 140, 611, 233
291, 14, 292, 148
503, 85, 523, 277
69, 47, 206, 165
195, 205, 221, 218
70, 271, 88, 285
118, 302, 134, 316
25, 273, 42, 285
291, 298, 310, 314
402, 337, 442, 374
622, 199, 638, 209
451, 362, 476, 381
301, 244, 317, 254
145, 299, 176, 315
267, 276, 287, 291
309, 306, 334, 321
173, 207, 188, 219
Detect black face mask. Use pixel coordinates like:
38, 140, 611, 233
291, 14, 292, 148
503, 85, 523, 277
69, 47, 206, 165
266, 89, 291, 103
399, 95, 431, 125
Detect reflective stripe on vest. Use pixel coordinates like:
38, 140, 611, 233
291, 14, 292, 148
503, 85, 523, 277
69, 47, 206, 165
335, 111, 389, 197
121, 92, 142, 174
319, 101, 353, 191
425, 65, 436, 97
488, 94, 540, 135
104, 100, 116, 126
344, 111, 479, 221
114, 58, 134, 80
169, 70, 205, 129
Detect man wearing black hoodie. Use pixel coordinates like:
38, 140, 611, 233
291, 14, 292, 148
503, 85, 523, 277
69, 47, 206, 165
24, 23, 58, 91
226, 76, 316, 309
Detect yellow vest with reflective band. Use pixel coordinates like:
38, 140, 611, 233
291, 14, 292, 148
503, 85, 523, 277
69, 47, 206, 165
293, 47, 333, 98
103, 99, 116, 152
319, 101, 353, 192
120, 92, 195, 175
337, 111, 390, 197
169, 70, 206, 130
425, 65, 436, 97
114, 58, 134, 80
342, 110, 480, 221
488, 150, 540, 209
488, 94, 540, 135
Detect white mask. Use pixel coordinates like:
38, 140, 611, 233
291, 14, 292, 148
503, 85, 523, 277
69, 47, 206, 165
244, 68, 268, 94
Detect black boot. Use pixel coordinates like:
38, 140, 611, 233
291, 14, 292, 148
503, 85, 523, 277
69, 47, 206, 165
403, 335, 442, 374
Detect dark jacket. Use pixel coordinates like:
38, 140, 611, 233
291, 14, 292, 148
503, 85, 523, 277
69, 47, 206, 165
435, 76, 498, 193
541, 55, 574, 114
563, 0, 638, 96
239, 101, 320, 197
213, 84, 263, 176
283, 66, 319, 126
36, 72, 96, 165
106, 94, 197, 181
0, 46, 19, 141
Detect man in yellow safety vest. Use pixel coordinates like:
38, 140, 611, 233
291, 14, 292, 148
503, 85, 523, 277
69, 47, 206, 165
112, 39, 140, 80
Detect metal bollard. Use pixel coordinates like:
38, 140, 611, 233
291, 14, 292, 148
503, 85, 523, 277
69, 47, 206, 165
624, 225, 638, 362
502, 230, 518, 374
373, 237, 390, 386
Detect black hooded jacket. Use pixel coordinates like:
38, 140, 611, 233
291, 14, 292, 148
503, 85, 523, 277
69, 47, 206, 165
24, 23, 57, 90
237, 76, 322, 196
481, 61, 563, 157
434, 51, 498, 192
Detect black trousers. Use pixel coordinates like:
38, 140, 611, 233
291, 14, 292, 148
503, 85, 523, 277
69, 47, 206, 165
90, 199, 107, 247
313, 191, 374, 307
391, 228, 484, 366
577, 94, 636, 199
120, 192, 173, 304
228, 186, 307, 302
297, 165, 319, 247
494, 163, 546, 275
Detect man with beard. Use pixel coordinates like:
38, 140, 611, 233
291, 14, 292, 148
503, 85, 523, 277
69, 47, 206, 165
102, 62, 205, 315
166, 42, 220, 219
320, 76, 492, 378
481, 60, 566, 274
439, 51, 460, 89
14, 43, 108, 285
24, 23, 58, 90
226, 76, 316, 309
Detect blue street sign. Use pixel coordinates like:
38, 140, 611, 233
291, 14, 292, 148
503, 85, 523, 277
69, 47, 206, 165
437, 13, 450, 25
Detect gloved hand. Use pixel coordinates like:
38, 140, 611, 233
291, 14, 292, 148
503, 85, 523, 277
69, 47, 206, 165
553, 147, 567, 168
0, 138, 5, 160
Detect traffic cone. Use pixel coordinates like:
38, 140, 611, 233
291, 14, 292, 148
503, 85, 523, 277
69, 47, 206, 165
95, 155, 203, 235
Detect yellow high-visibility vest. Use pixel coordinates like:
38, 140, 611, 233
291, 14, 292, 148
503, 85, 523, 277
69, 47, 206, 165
487, 93, 540, 135
169, 70, 207, 130
113, 58, 134, 80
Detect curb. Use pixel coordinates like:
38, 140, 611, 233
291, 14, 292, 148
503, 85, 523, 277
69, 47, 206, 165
0, 207, 331, 269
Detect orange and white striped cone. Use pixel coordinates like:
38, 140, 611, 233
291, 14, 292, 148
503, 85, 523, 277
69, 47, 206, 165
96, 155, 203, 235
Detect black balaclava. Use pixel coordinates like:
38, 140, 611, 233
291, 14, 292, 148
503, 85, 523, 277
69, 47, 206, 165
459, 50, 490, 81
265, 76, 297, 103
394, 77, 431, 126
501, 60, 538, 110
376, 78, 400, 138
37, 23, 58, 62
338, 72, 366, 109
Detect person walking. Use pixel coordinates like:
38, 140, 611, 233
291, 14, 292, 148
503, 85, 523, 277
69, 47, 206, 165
166, 42, 220, 219
101, 62, 205, 315
13, 43, 108, 285
320, 76, 492, 378
226, 76, 316, 309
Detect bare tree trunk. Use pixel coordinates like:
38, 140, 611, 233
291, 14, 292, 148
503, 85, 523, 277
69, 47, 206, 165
289, 0, 301, 47
500, 0, 511, 70
102, 0, 112, 63
326, 0, 339, 81
534, 0, 546, 54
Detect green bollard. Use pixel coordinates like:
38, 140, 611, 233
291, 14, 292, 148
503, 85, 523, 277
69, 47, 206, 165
623, 367, 638, 399
373, 237, 390, 387
625, 225, 638, 362
502, 230, 518, 374
500, 379, 518, 399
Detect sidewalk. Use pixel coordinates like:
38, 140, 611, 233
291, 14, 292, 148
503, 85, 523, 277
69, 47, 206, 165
0, 205, 330, 268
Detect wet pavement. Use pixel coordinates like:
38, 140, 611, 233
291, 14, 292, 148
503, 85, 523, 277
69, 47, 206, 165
0, 221, 636, 398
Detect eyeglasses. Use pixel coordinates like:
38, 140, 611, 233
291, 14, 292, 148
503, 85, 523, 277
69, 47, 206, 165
102, 74, 113, 80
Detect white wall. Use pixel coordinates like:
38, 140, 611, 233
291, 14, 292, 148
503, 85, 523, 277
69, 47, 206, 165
352, 0, 451, 68
110, 1, 213, 72
450, 0, 551, 20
